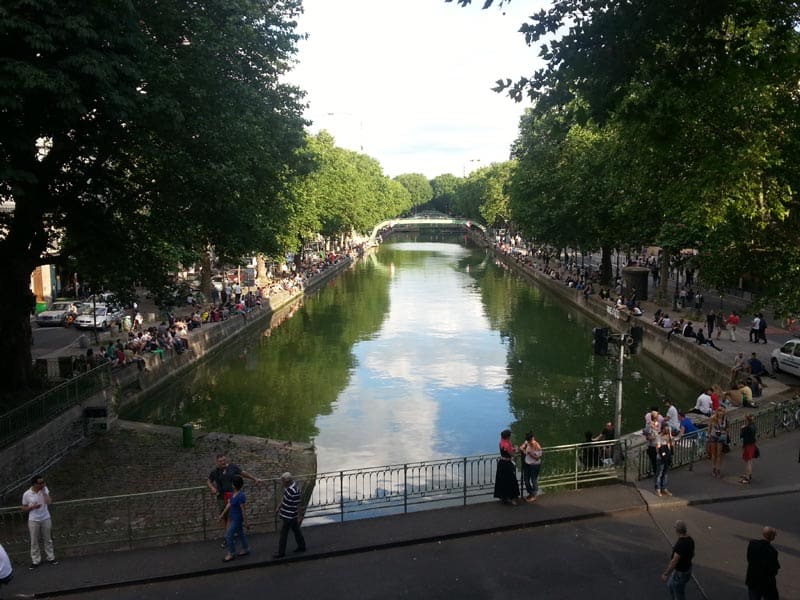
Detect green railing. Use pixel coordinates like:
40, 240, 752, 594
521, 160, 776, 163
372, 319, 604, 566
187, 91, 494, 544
0, 363, 112, 449
0, 440, 619, 558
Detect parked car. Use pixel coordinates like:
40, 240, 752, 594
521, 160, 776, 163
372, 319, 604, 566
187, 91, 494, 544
74, 305, 123, 330
36, 300, 79, 327
771, 338, 800, 377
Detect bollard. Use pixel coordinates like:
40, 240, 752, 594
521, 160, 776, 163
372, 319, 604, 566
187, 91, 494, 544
182, 423, 193, 448
78, 334, 88, 349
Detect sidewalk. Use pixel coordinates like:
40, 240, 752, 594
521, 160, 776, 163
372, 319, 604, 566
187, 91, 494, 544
6, 430, 799, 599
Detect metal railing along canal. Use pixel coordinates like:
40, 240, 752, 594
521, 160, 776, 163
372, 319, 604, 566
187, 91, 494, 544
0, 440, 619, 557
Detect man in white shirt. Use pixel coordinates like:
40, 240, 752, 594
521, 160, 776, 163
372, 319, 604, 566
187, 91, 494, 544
21, 474, 57, 569
691, 390, 713, 416
664, 399, 680, 434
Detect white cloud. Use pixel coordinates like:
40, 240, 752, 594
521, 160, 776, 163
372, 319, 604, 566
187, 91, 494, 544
287, 0, 548, 178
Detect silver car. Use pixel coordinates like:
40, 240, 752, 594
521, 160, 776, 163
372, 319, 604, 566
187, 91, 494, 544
36, 301, 79, 327
771, 338, 800, 378
74, 305, 123, 330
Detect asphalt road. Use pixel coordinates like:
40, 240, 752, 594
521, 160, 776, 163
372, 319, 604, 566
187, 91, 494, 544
53, 493, 799, 600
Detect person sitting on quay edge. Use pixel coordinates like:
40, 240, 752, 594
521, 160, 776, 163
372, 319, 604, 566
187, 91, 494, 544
695, 327, 723, 351
737, 381, 759, 408
745, 352, 770, 385
689, 389, 713, 416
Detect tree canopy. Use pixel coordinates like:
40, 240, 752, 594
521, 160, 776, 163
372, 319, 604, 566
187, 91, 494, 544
457, 0, 800, 305
0, 0, 308, 398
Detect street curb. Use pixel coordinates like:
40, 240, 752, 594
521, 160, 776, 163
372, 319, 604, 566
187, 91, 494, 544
636, 484, 800, 512
33, 501, 650, 598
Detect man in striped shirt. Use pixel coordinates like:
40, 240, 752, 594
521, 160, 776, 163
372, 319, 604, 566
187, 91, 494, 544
273, 472, 306, 558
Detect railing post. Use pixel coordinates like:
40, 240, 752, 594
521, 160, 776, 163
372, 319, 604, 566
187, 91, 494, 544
201, 487, 207, 541
403, 464, 408, 514
463, 457, 467, 506
574, 446, 579, 489
127, 493, 133, 550
339, 471, 344, 523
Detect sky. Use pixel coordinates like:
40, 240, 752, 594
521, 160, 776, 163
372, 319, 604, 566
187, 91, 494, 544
287, 0, 549, 179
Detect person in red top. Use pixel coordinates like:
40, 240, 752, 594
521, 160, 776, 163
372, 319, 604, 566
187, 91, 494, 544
725, 312, 740, 341
710, 386, 721, 411
493, 429, 520, 505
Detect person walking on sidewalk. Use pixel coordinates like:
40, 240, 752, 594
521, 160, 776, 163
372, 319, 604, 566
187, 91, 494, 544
749, 314, 761, 343
715, 310, 726, 340
654, 422, 674, 497
661, 519, 694, 600
746, 526, 780, 600
219, 475, 250, 562
708, 407, 730, 478
273, 472, 306, 558
21, 474, 57, 569
207, 454, 261, 544
757, 313, 768, 344
740, 414, 758, 485
706, 309, 716, 339
726, 311, 740, 341
519, 431, 543, 503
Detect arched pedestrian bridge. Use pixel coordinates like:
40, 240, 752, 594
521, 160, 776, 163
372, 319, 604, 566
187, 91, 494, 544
368, 213, 487, 245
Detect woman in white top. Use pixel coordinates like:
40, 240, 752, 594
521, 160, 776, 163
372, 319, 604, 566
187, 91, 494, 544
519, 431, 543, 503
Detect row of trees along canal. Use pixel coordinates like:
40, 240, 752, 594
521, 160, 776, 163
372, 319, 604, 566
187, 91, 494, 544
3, 1, 799, 404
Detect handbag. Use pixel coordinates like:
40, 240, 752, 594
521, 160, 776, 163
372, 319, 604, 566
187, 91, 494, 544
754, 445, 761, 459
722, 442, 730, 454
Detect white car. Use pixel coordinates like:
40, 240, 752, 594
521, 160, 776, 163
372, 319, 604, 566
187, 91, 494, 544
771, 338, 800, 378
74, 305, 123, 330
36, 300, 79, 327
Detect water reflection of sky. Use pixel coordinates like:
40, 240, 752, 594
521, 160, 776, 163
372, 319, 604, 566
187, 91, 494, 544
314, 243, 511, 472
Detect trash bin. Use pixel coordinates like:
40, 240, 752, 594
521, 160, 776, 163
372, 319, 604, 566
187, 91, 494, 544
622, 266, 650, 301
182, 423, 193, 448
58, 356, 74, 379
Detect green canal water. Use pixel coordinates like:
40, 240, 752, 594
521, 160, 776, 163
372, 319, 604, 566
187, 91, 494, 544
123, 237, 695, 473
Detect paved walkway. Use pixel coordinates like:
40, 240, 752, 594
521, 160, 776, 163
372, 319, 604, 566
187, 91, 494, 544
5, 430, 799, 599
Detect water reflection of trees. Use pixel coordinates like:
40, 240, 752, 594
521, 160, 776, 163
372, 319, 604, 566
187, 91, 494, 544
463, 253, 695, 445
124, 262, 392, 441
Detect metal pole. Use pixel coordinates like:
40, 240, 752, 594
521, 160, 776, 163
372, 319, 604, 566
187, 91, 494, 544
403, 464, 408, 514
462, 457, 467, 506
339, 472, 344, 523
615, 337, 625, 441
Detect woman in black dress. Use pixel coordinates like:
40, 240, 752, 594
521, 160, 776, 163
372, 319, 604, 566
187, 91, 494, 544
493, 429, 520, 505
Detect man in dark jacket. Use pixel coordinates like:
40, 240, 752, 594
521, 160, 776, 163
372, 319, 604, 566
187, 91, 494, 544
746, 526, 780, 599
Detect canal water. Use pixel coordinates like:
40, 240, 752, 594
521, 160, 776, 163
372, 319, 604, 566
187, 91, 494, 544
123, 236, 695, 474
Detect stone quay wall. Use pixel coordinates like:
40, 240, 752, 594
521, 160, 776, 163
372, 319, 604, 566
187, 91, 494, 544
491, 249, 730, 389
1, 258, 353, 503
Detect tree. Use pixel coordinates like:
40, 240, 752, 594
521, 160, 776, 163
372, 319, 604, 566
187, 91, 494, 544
0, 0, 308, 400
427, 173, 460, 214
394, 173, 433, 210
459, 0, 800, 305
290, 132, 412, 247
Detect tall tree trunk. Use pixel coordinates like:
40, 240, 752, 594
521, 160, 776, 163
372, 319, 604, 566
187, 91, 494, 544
0, 259, 36, 405
657, 248, 672, 303
600, 245, 613, 286
200, 249, 213, 301
255, 254, 267, 284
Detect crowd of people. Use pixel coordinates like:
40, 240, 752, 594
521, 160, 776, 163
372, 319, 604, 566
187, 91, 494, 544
62, 249, 359, 376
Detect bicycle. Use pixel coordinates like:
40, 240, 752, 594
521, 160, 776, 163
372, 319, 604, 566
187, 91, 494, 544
772, 396, 800, 431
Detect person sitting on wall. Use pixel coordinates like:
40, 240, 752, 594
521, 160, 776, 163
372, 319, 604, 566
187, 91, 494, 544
695, 328, 723, 351
745, 353, 770, 385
